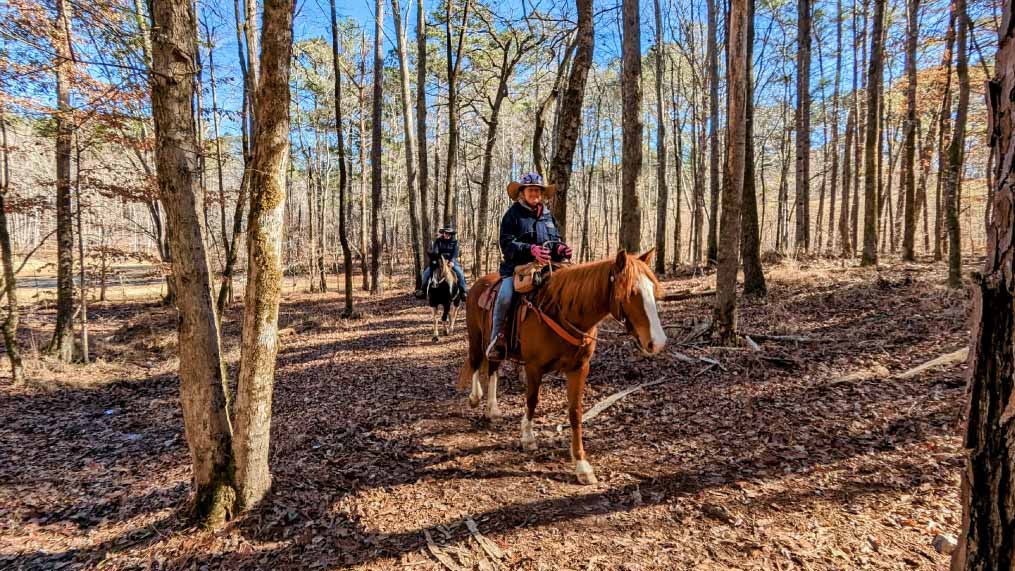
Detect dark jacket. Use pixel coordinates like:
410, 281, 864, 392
428, 237, 460, 264
498, 200, 562, 277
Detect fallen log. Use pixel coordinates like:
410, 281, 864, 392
556, 377, 670, 430
661, 289, 716, 302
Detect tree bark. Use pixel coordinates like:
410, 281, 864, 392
619, 0, 643, 253
935, 7, 955, 262
705, 0, 720, 264
943, 0, 968, 288
741, 0, 765, 297
901, 0, 920, 260
952, 5, 1015, 564
232, 0, 293, 509
370, 0, 385, 293
841, 105, 855, 256
795, 0, 812, 254
392, 0, 423, 286
0, 108, 24, 383
715, 0, 748, 344
149, 0, 236, 525
332, 0, 354, 316
828, 0, 843, 254
442, 0, 471, 228
416, 0, 431, 251
652, 0, 668, 274
860, 0, 885, 267
49, 0, 75, 362
547, 0, 593, 239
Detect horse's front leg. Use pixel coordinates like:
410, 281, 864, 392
520, 363, 543, 451
566, 363, 597, 484
442, 304, 451, 336
484, 368, 500, 420
431, 307, 439, 342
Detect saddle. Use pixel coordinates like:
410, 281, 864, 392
477, 262, 565, 359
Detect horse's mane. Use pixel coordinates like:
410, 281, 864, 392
536, 254, 660, 318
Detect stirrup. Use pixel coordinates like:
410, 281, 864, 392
485, 333, 506, 360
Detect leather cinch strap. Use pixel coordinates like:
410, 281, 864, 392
523, 298, 594, 347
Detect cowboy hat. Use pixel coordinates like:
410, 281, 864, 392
507, 172, 557, 201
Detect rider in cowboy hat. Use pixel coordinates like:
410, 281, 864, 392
486, 172, 573, 360
416, 223, 468, 299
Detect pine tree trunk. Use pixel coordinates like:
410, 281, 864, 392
548, 0, 594, 239
795, 0, 812, 254
828, 0, 843, 254
841, 105, 855, 256
392, 0, 423, 287
860, 0, 885, 267
149, 0, 236, 525
442, 0, 471, 228
652, 0, 667, 274
619, 0, 643, 253
370, 0, 385, 294
332, 0, 354, 316
49, 0, 76, 363
715, 0, 748, 345
671, 60, 684, 270
416, 0, 431, 253
705, 0, 720, 264
952, 7, 1015, 564
741, 0, 766, 297
901, 0, 919, 261
944, 0, 968, 288
358, 34, 370, 291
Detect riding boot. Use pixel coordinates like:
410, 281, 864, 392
485, 332, 506, 360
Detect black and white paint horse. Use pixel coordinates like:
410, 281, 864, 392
426, 254, 462, 342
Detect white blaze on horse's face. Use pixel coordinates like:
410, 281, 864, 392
636, 274, 667, 355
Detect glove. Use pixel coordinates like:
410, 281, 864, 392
556, 243, 573, 259
530, 244, 551, 264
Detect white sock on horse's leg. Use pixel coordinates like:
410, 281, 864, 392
485, 371, 500, 419
520, 414, 537, 450
575, 460, 597, 485
468, 370, 483, 408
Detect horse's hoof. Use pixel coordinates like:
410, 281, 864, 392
575, 460, 597, 485
468, 395, 481, 408
485, 407, 501, 421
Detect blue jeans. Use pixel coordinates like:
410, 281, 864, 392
422, 261, 468, 292
490, 276, 514, 340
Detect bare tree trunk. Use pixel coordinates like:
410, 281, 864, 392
0, 108, 24, 383
149, 0, 236, 525
715, 0, 748, 344
952, 5, 1015, 564
547, 0, 593, 239
443, 0, 471, 227
671, 59, 684, 270
900, 0, 919, 260
49, 0, 76, 362
652, 0, 667, 274
232, 0, 292, 510
741, 0, 765, 297
74, 146, 88, 364
392, 0, 423, 287
619, 0, 643, 252
332, 0, 354, 316
416, 0, 431, 253
944, 0, 968, 288
705, 0, 720, 264
370, 0, 385, 293
840, 105, 855, 256
860, 0, 885, 266
795, 0, 812, 254
828, 0, 843, 253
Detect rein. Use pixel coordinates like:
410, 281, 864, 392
523, 297, 596, 347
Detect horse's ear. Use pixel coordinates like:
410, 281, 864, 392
614, 249, 628, 271
638, 248, 656, 264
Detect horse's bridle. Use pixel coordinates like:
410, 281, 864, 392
609, 269, 637, 336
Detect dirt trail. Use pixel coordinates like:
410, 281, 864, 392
0, 260, 968, 570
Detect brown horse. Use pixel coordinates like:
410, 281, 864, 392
458, 249, 666, 484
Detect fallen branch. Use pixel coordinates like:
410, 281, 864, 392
661, 289, 715, 302
746, 333, 815, 343
670, 350, 696, 363
465, 518, 504, 565
423, 529, 465, 571
743, 336, 761, 352
557, 377, 670, 430
681, 319, 713, 344
894, 347, 968, 380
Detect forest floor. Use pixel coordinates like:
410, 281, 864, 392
0, 257, 972, 570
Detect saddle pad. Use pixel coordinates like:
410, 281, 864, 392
477, 277, 504, 311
